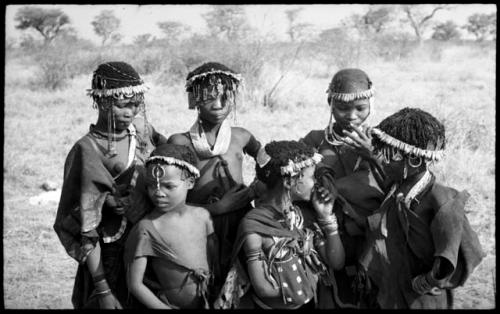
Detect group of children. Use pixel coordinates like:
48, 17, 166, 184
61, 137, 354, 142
53, 60, 485, 309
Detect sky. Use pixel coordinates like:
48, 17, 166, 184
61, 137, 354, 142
5, 4, 497, 44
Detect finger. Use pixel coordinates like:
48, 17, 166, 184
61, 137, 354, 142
341, 131, 363, 146
429, 287, 442, 296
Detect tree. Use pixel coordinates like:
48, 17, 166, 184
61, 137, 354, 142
285, 7, 314, 42
463, 13, 496, 41
202, 5, 252, 41
401, 5, 450, 41
91, 10, 121, 46
157, 21, 191, 43
133, 33, 155, 47
432, 20, 460, 41
14, 6, 70, 45
362, 6, 394, 34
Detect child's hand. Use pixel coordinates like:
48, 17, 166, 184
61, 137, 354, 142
216, 184, 252, 214
311, 185, 334, 219
342, 124, 375, 159
97, 291, 123, 309
411, 273, 442, 296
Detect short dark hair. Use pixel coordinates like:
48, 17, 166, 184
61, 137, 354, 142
373, 107, 446, 151
147, 144, 198, 180
256, 140, 316, 189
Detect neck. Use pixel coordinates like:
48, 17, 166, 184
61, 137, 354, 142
151, 202, 187, 217
199, 117, 223, 135
399, 170, 427, 195
262, 185, 292, 214
94, 113, 128, 135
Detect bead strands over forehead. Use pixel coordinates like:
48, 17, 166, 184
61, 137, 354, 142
372, 128, 445, 162
280, 153, 323, 177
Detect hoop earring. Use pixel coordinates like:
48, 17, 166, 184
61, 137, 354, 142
408, 155, 423, 168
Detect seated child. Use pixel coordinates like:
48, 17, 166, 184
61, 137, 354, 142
358, 107, 485, 309
214, 140, 345, 309
167, 62, 262, 290
53, 61, 167, 309
124, 144, 217, 309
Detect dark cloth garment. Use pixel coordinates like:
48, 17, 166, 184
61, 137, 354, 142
124, 218, 212, 309
300, 129, 385, 308
186, 154, 253, 292
359, 177, 485, 309
53, 119, 167, 308
215, 205, 325, 309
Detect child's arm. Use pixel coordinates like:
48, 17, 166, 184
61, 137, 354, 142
85, 241, 123, 309
242, 130, 261, 159
127, 257, 172, 309
311, 186, 345, 270
243, 233, 281, 299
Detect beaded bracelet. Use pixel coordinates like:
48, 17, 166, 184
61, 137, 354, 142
95, 289, 112, 296
246, 249, 264, 263
93, 274, 106, 283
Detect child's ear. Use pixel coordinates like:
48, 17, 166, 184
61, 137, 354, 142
186, 177, 195, 189
283, 177, 292, 190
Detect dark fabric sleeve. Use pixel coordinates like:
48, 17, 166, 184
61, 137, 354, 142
243, 133, 261, 159
430, 190, 485, 288
299, 130, 321, 149
53, 138, 114, 263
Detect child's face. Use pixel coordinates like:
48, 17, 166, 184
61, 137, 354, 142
111, 98, 142, 131
331, 98, 370, 131
291, 165, 316, 201
382, 158, 423, 183
146, 164, 194, 212
198, 93, 234, 125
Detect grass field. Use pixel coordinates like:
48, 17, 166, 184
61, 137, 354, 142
3, 41, 495, 308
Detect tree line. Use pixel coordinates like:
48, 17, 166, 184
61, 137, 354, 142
12, 5, 497, 48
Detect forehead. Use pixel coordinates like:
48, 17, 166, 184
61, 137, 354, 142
300, 165, 316, 177
147, 164, 184, 181
333, 98, 370, 108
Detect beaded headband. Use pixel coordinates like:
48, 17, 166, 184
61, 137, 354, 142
280, 153, 323, 176
86, 84, 150, 99
371, 128, 445, 161
186, 69, 242, 109
326, 87, 375, 103
146, 156, 200, 179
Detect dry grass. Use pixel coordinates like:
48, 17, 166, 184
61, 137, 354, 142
3, 41, 495, 309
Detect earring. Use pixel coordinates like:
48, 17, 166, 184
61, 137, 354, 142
403, 163, 408, 179
408, 155, 422, 168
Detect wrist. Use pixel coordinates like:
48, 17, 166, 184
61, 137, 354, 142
317, 214, 338, 232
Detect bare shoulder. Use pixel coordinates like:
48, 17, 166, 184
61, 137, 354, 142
167, 132, 191, 146
187, 205, 211, 220
243, 233, 263, 253
231, 126, 255, 144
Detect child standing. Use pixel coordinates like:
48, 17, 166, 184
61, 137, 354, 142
167, 62, 262, 292
300, 68, 385, 308
124, 144, 216, 309
359, 107, 485, 308
53, 61, 167, 308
